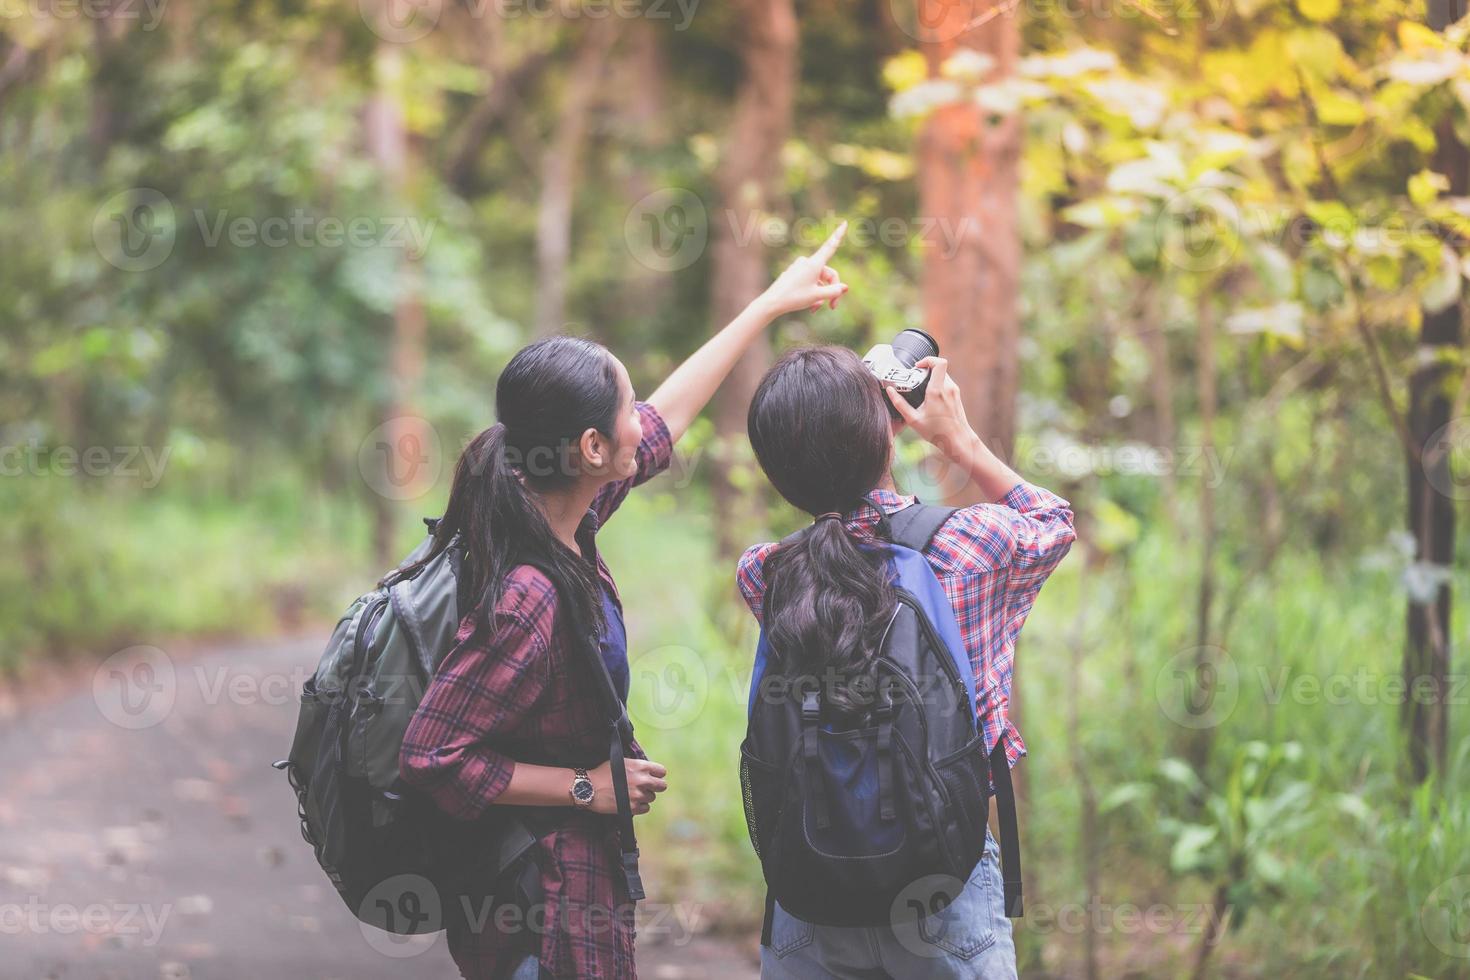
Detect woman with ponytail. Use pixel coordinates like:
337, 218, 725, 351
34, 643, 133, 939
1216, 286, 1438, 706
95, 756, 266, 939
738, 346, 1076, 979
400, 224, 852, 980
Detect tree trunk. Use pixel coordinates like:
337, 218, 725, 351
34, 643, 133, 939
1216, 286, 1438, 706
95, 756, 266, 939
1404, 0, 1464, 783
534, 19, 620, 338
366, 42, 428, 566
614, 20, 674, 327
708, 0, 798, 557
916, 0, 1022, 491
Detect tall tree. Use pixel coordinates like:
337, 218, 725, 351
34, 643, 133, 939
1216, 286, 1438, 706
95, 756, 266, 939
915, 0, 1022, 496
535, 18, 621, 337
1404, 0, 1464, 782
365, 41, 428, 565
708, 0, 798, 556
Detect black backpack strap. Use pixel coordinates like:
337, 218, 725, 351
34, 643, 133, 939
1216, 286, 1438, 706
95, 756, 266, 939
886, 502, 959, 552
606, 712, 644, 901
990, 737, 1023, 917
760, 888, 777, 947
522, 564, 645, 902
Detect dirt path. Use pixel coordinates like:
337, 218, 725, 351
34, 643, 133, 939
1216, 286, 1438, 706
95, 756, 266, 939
0, 637, 757, 979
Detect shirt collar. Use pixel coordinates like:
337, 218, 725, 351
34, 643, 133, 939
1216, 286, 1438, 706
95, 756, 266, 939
848, 488, 919, 533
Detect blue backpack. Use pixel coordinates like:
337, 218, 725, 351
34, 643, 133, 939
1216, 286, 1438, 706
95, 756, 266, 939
740, 504, 1022, 943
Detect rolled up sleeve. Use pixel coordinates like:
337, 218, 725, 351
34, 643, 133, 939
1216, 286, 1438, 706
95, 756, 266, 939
399, 603, 552, 821
996, 482, 1076, 639
591, 402, 674, 525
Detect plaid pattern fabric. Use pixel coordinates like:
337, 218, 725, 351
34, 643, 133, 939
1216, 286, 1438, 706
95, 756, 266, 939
736, 482, 1075, 770
400, 402, 672, 980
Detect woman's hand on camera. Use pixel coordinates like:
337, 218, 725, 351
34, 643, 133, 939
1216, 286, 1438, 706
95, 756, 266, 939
588, 758, 668, 816
758, 221, 850, 318
885, 356, 976, 456
886, 356, 1025, 502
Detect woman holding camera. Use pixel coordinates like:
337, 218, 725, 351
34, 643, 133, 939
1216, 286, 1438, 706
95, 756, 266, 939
737, 345, 1075, 979
398, 225, 850, 980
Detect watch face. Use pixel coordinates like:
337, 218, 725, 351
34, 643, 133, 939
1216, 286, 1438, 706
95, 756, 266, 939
573, 780, 595, 804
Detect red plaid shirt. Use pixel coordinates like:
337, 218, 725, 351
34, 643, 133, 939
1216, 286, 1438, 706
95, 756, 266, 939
736, 483, 1076, 770
400, 402, 672, 980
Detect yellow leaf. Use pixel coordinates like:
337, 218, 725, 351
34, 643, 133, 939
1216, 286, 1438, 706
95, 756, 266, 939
1409, 169, 1450, 206
1297, 0, 1339, 22
883, 51, 928, 93
1399, 21, 1447, 54
1315, 89, 1365, 126
1286, 28, 1345, 82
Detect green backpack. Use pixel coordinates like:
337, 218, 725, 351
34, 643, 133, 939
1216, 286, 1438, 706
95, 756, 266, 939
274, 520, 645, 937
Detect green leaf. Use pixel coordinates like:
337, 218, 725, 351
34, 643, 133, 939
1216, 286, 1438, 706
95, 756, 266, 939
1170, 824, 1219, 874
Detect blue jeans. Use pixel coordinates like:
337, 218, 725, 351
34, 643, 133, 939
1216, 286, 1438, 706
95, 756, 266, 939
761, 834, 1017, 979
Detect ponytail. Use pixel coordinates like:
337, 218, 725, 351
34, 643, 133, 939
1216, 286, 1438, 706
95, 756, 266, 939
748, 346, 902, 724
763, 515, 896, 722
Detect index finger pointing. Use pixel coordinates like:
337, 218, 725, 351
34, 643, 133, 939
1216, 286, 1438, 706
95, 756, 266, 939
811, 220, 848, 265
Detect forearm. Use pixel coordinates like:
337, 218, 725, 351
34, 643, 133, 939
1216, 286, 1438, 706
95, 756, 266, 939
494, 761, 575, 807
647, 297, 776, 443
943, 428, 1024, 503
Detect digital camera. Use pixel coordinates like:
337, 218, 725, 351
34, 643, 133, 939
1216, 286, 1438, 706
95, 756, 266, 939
861, 328, 939, 417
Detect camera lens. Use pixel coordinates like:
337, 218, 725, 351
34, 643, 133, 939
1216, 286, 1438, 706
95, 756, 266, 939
889, 328, 939, 369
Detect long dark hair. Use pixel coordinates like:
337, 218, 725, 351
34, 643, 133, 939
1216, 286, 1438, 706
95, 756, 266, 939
747, 346, 897, 721
399, 336, 621, 650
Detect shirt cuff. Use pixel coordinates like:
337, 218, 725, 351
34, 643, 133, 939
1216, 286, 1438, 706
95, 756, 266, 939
1002, 481, 1071, 514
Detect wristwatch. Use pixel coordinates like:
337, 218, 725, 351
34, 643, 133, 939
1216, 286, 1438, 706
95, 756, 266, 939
570, 767, 595, 809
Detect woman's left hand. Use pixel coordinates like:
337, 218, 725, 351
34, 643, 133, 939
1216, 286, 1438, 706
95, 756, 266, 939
758, 221, 850, 318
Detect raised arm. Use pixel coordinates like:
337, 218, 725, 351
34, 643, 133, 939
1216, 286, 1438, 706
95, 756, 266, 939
647, 221, 850, 443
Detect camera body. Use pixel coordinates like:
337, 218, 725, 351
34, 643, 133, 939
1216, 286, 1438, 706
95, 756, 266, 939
862, 328, 939, 417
